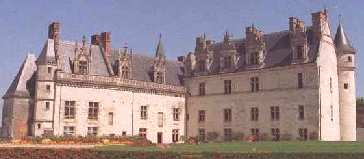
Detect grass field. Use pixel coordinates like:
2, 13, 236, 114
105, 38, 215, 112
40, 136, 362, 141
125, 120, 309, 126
96, 141, 364, 153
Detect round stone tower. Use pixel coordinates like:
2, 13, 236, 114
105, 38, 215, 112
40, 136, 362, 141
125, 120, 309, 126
335, 21, 356, 141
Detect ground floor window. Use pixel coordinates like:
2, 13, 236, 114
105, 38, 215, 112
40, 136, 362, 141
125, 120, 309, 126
87, 127, 98, 136
224, 128, 232, 141
251, 128, 259, 137
298, 128, 308, 140
172, 129, 179, 143
139, 128, 147, 138
271, 128, 280, 141
198, 128, 205, 141
64, 126, 75, 136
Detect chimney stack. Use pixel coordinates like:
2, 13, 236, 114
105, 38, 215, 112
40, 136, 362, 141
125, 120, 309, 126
100, 32, 111, 56
311, 9, 328, 38
91, 34, 100, 45
48, 22, 60, 57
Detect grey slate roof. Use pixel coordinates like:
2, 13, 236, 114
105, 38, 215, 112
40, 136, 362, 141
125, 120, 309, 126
56, 40, 183, 86
334, 23, 355, 53
204, 28, 319, 74
3, 54, 37, 98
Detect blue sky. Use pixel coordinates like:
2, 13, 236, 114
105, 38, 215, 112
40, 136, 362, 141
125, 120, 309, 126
0, 0, 363, 98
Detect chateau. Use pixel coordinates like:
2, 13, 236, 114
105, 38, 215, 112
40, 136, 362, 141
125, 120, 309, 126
1, 9, 357, 143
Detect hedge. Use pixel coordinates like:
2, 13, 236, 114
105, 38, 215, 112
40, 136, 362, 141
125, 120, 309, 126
0, 148, 363, 159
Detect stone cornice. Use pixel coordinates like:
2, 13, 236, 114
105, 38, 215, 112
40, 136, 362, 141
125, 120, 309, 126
55, 72, 186, 95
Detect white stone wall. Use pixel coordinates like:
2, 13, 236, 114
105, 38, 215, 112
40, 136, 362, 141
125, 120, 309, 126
186, 63, 320, 141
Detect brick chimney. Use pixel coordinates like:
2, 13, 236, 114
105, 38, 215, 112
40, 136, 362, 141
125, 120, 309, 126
48, 22, 60, 54
100, 32, 111, 56
311, 9, 328, 39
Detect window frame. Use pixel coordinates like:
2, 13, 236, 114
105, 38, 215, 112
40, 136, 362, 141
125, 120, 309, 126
88, 102, 99, 120
224, 80, 232, 94
64, 101, 76, 119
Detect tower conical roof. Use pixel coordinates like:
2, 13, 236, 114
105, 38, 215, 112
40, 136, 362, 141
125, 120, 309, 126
155, 34, 165, 58
334, 22, 355, 53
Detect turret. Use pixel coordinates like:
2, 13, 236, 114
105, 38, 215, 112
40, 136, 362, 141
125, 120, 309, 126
152, 34, 166, 84
335, 20, 357, 141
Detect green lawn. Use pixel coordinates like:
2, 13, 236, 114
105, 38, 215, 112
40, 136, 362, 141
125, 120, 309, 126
95, 141, 364, 153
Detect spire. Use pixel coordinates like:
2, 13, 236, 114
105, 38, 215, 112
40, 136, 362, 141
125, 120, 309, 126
155, 34, 165, 58
334, 16, 355, 53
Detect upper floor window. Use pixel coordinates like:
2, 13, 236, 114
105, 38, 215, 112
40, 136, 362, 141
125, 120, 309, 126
297, 73, 303, 88
270, 106, 280, 121
173, 108, 180, 121
224, 109, 232, 122
250, 77, 259, 92
198, 60, 205, 72
298, 105, 304, 120
251, 107, 259, 121
348, 56, 352, 62
297, 46, 304, 59
46, 85, 51, 92
224, 80, 232, 94
47, 67, 52, 74
45, 102, 50, 111
198, 128, 206, 141
158, 112, 164, 127
249, 52, 259, 65
79, 60, 88, 75
198, 110, 205, 122
344, 83, 349, 89
224, 56, 232, 69
199, 82, 206, 96
65, 101, 75, 119
121, 66, 129, 79
88, 102, 99, 120
141, 106, 148, 120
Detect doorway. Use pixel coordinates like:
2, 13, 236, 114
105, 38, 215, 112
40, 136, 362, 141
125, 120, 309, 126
157, 132, 163, 144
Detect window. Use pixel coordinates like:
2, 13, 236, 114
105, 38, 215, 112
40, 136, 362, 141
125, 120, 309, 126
250, 52, 259, 65
199, 82, 206, 96
79, 60, 88, 74
64, 126, 75, 136
47, 67, 52, 74
198, 128, 205, 141
45, 102, 50, 111
298, 105, 304, 120
122, 131, 127, 136
224, 109, 232, 122
172, 129, 179, 143
87, 127, 98, 136
224, 128, 232, 141
344, 83, 349, 89
139, 128, 147, 138
251, 107, 259, 121
251, 128, 259, 137
330, 105, 333, 121
297, 46, 304, 59
37, 123, 41, 129
298, 73, 303, 88
108, 112, 113, 125
141, 106, 148, 120
270, 106, 280, 121
158, 112, 163, 127
330, 78, 332, 93
250, 77, 259, 92
298, 128, 308, 140
155, 72, 164, 84
224, 56, 232, 69
348, 56, 352, 62
65, 101, 75, 119
198, 110, 205, 122
121, 66, 129, 79
88, 102, 99, 120
198, 60, 205, 72
46, 85, 51, 92
173, 108, 180, 121
271, 128, 280, 141
224, 80, 232, 94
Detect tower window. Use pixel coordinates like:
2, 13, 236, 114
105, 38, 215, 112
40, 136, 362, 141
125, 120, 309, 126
155, 72, 164, 84
45, 102, 50, 111
121, 66, 129, 79
47, 67, 52, 74
250, 52, 259, 65
297, 46, 304, 59
344, 83, 349, 89
348, 56, 352, 62
297, 73, 303, 88
37, 123, 41, 129
79, 60, 88, 75
46, 85, 51, 92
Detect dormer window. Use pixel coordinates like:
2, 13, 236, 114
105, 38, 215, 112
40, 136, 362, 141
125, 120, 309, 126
79, 60, 88, 75
121, 66, 129, 79
297, 46, 304, 59
198, 60, 206, 72
249, 52, 259, 65
155, 72, 164, 84
224, 56, 232, 69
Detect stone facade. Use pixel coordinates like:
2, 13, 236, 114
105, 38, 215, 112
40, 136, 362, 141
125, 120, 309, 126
1, 9, 357, 142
